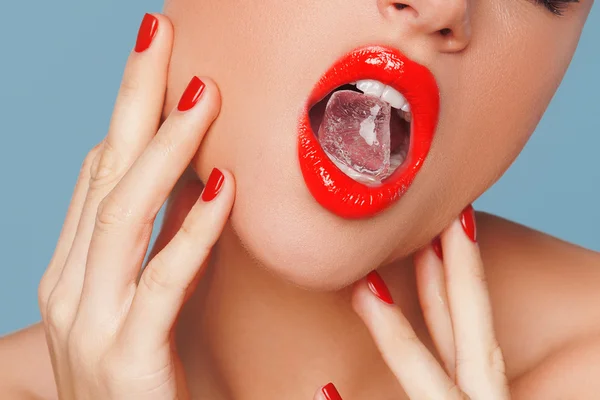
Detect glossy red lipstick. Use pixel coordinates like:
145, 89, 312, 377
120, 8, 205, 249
298, 45, 439, 219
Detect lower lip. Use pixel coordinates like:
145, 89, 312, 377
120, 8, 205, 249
298, 45, 440, 219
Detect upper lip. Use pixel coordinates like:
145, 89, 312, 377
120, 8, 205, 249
298, 45, 440, 219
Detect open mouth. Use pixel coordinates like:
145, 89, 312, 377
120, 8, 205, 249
308, 81, 412, 186
298, 45, 440, 219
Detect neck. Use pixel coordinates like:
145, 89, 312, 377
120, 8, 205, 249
176, 222, 427, 399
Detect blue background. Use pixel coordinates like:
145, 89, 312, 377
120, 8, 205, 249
0, 2, 598, 335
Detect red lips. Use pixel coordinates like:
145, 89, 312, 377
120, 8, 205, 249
298, 46, 439, 219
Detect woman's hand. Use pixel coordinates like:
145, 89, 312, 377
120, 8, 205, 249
37, 13, 234, 400
317, 206, 511, 400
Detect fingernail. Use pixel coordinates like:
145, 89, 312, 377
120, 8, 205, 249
202, 168, 225, 202
460, 204, 477, 242
178, 76, 206, 112
322, 383, 343, 400
432, 236, 443, 260
135, 13, 159, 53
366, 271, 394, 305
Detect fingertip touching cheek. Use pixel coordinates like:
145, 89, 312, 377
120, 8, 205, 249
163, 0, 591, 289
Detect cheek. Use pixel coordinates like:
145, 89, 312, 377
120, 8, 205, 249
426, 1, 583, 204
383, 4, 586, 260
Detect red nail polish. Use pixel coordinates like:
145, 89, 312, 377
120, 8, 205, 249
366, 271, 394, 305
432, 236, 443, 260
178, 77, 206, 112
135, 14, 159, 53
202, 168, 225, 202
460, 204, 477, 242
322, 383, 343, 400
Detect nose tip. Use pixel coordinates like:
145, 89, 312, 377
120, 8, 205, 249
380, 0, 472, 52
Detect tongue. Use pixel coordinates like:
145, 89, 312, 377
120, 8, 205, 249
317, 90, 391, 181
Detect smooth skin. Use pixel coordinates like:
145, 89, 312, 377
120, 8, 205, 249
161, 0, 595, 289
2, 11, 600, 400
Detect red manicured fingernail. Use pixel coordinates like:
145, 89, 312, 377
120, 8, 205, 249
432, 236, 443, 260
178, 77, 206, 112
460, 204, 477, 242
135, 14, 159, 53
202, 168, 225, 202
366, 271, 394, 305
322, 383, 343, 400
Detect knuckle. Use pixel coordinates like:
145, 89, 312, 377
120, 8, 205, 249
141, 261, 172, 293
45, 294, 75, 333
37, 271, 55, 312
95, 195, 133, 230
89, 140, 125, 190
142, 258, 187, 296
38, 260, 60, 304
82, 142, 104, 177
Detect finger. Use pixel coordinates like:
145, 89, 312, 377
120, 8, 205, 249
119, 168, 233, 350
55, 14, 174, 301
443, 205, 510, 398
38, 145, 103, 400
314, 383, 344, 400
147, 171, 204, 262
38, 143, 102, 307
414, 239, 456, 379
80, 77, 221, 318
352, 272, 465, 400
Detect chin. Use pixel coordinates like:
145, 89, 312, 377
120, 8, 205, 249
227, 201, 390, 290
219, 159, 436, 290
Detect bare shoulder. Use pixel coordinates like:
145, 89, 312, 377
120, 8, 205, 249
0, 323, 56, 400
477, 212, 600, 398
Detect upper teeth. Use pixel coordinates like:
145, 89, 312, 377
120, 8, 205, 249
355, 79, 410, 112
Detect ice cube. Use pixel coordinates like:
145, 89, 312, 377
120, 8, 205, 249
317, 90, 391, 179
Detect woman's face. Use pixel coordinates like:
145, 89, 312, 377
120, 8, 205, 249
162, 0, 592, 289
